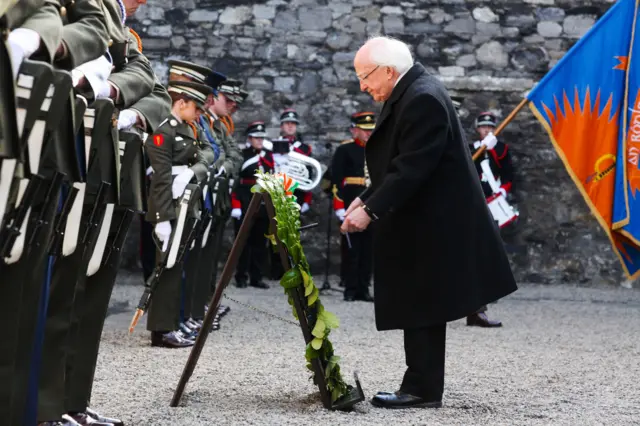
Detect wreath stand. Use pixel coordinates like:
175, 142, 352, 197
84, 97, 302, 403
170, 191, 365, 410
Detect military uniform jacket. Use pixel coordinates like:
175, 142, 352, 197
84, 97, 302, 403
3, 0, 62, 63
145, 115, 208, 223
231, 146, 274, 213
469, 140, 514, 198
129, 78, 171, 133
212, 117, 242, 177
331, 138, 367, 211
56, 0, 110, 70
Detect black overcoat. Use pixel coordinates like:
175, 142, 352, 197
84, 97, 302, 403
359, 63, 517, 331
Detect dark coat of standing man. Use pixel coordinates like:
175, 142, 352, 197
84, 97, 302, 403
341, 36, 518, 409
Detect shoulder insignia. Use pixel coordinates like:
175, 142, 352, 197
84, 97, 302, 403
153, 134, 164, 147
169, 119, 178, 127
158, 118, 169, 128
129, 28, 143, 53
341, 139, 354, 145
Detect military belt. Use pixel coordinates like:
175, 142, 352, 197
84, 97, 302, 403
240, 178, 256, 185
343, 177, 366, 186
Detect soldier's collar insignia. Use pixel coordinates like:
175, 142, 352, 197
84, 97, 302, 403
170, 119, 178, 127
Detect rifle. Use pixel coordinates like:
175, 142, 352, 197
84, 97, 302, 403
0, 61, 53, 257
208, 176, 232, 292
84, 99, 119, 276
49, 185, 80, 257
129, 183, 202, 333
0, 39, 21, 230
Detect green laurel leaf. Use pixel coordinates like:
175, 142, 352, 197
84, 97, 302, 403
311, 318, 326, 338
318, 310, 339, 329
311, 337, 323, 350
280, 268, 302, 289
308, 286, 319, 306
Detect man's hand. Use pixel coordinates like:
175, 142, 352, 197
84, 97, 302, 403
300, 202, 310, 214
480, 132, 498, 150
172, 169, 195, 199
345, 197, 363, 217
340, 206, 371, 233
214, 166, 226, 178
231, 208, 242, 220
154, 221, 172, 252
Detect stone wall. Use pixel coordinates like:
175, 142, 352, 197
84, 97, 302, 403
122, 0, 628, 285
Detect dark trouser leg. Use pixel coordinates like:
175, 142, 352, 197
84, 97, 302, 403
4, 200, 58, 425
147, 246, 184, 332
36, 240, 86, 422
249, 214, 269, 284
357, 229, 373, 296
342, 233, 359, 298
339, 232, 347, 286
182, 229, 204, 320
191, 222, 217, 320
400, 325, 446, 401
234, 218, 249, 283
64, 209, 132, 414
0, 266, 23, 423
475, 305, 487, 314
140, 216, 155, 282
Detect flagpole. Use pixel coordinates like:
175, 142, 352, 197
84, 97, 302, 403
472, 98, 529, 161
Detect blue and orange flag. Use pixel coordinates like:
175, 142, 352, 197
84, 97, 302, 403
527, 0, 640, 279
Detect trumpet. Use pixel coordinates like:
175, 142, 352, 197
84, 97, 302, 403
264, 138, 324, 191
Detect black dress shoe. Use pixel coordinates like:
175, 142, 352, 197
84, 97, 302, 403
217, 305, 231, 317
467, 312, 502, 327
235, 280, 248, 288
68, 413, 113, 426
86, 408, 124, 426
250, 281, 269, 289
151, 331, 195, 348
343, 294, 356, 302
371, 391, 442, 409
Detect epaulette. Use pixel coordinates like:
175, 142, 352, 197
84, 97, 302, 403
341, 139, 354, 145
129, 28, 142, 53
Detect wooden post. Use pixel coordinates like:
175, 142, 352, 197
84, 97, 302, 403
170, 193, 262, 407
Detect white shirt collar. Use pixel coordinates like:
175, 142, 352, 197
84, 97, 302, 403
393, 68, 409, 88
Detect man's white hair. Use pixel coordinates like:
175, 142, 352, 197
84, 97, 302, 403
366, 36, 414, 75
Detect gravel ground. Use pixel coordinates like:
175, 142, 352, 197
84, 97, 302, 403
94, 277, 640, 425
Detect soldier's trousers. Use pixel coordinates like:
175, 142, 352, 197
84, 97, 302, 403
182, 233, 202, 320
0, 195, 60, 426
37, 206, 93, 421
147, 233, 184, 332
342, 228, 373, 298
64, 208, 133, 414
184, 216, 219, 320
234, 213, 269, 285
139, 215, 156, 282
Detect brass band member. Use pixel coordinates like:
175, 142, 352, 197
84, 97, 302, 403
332, 112, 376, 302
230, 121, 274, 289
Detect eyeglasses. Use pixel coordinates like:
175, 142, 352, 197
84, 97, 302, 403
357, 65, 380, 81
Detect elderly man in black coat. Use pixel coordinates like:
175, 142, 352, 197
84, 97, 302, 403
341, 36, 518, 409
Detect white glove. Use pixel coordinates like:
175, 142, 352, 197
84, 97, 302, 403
7, 28, 41, 79
480, 132, 498, 150
154, 221, 172, 252
335, 208, 345, 222
117, 109, 138, 130
214, 166, 226, 178
498, 187, 507, 198
300, 202, 310, 213
72, 54, 113, 98
231, 208, 242, 220
172, 169, 195, 199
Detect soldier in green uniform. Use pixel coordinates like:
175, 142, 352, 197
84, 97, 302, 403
1, 3, 112, 425
145, 80, 213, 348
36, 1, 156, 424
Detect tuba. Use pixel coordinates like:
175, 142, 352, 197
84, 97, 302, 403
265, 137, 324, 191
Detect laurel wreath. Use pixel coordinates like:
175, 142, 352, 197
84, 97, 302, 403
253, 171, 349, 403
